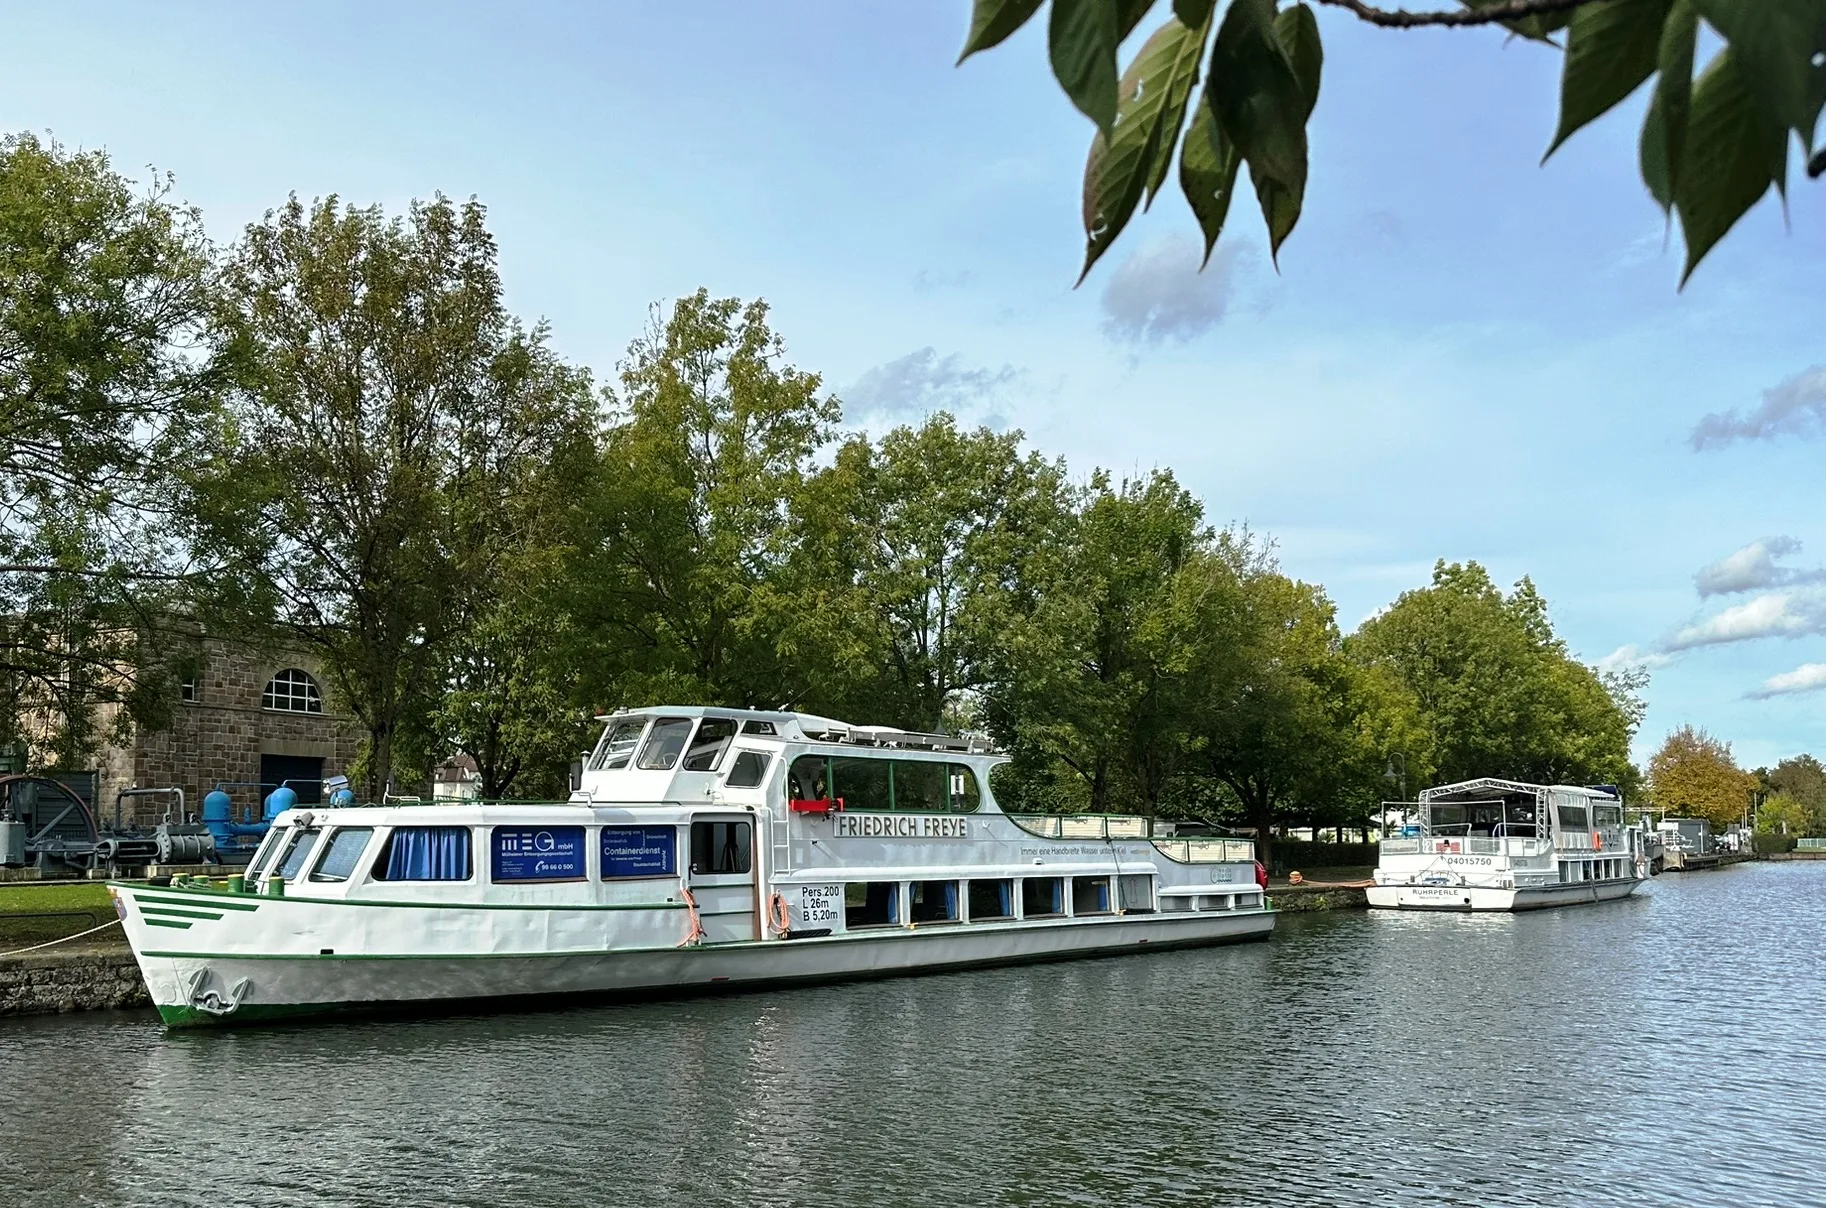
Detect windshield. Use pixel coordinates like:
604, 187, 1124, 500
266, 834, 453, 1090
589, 718, 649, 771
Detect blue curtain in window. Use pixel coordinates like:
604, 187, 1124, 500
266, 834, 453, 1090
998, 881, 1012, 917
1049, 880, 1062, 913
1094, 880, 1109, 911
943, 881, 958, 919
886, 885, 900, 925
386, 827, 472, 880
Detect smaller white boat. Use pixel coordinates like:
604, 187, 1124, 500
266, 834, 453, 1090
1368, 778, 1649, 911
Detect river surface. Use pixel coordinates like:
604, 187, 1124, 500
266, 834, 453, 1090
3, 861, 1823, 1207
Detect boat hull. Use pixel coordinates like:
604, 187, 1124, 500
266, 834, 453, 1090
1366, 878, 1642, 912
133, 909, 1275, 1027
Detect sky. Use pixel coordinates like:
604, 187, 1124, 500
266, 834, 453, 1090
3, 2, 1822, 770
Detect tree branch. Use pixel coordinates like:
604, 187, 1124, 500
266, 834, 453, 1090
1313, 0, 1588, 27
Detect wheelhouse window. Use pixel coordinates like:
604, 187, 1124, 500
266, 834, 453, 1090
245, 826, 289, 881
636, 718, 694, 770
909, 880, 959, 923
968, 879, 1014, 920
689, 820, 751, 875
1022, 877, 1064, 918
1072, 875, 1112, 915
276, 828, 323, 881
846, 881, 900, 927
725, 750, 771, 789
590, 717, 648, 771
373, 826, 473, 881
682, 718, 737, 771
789, 754, 980, 813
262, 668, 323, 713
310, 827, 373, 882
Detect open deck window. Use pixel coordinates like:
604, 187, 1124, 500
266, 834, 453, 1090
968, 879, 1014, 921
1118, 874, 1154, 913
909, 880, 959, 923
309, 827, 373, 882
373, 826, 473, 881
846, 881, 900, 927
1022, 877, 1064, 918
589, 717, 648, 771
682, 719, 737, 771
1072, 876, 1112, 915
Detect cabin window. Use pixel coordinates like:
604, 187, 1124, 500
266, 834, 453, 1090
491, 826, 586, 883
726, 750, 770, 789
846, 881, 900, 927
1072, 876, 1112, 915
1022, 877, 1064, 918
682, 719, 737, 772
741, 720, 776, 735
245, 826, 289, 881
309, 827, 373, 882
636, 718, 694, 770
1428, 803, 1467, 830
790, 754, 980, 812
1556, 803, 1590, 830
968, 878, 1014, 920
590, 718, 648, 771
373, 826, 474, 881
1119, 874, 1155, 913
275, 828, 321, 881
601, 825, 677, 878
909, 880, 959, 923
689, 820, 751, 875
1593, 805, 1622, 826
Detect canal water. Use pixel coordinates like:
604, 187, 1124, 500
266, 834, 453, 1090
2, 861, 1822, 1207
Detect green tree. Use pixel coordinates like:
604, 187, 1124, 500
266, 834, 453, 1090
1762, 753, 1826, 834
1348, 560, 1638, 791
959, 0, 1825, 284
573, 291, 844, 712
0, 132, 220, 763
1648, 723, 1755, 828
1755, 791, 1808, 836
200, 193, 588, 797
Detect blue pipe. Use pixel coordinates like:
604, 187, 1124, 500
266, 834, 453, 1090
202, 789, 268, 847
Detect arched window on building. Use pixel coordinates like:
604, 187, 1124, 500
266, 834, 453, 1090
262, 668, 323, 713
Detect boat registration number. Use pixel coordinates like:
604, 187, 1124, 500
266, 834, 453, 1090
796, 884, 844, 928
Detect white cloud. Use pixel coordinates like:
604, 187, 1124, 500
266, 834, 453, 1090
1665, 588, 1826, 650
1694, 536, 1826, 596
843, 348, 1019, 420
1748, 663, 1826, 699
1099, 234, 1242, 345
1597, 643, 1674, 673
1690, 364, 1826, 450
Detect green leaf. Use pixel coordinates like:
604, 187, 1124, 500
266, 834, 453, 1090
1672, 47, 1789, 283
1274, 3, 1325, 121
1051, 0, 1122, 135
1640, 0, 1698, 212
1459, 0, 1576, 41
1548, 0, 1674, 159
1173, 0, 1216, 28
1179, 93, 1242, 265
958, 0, 1046, 63
1691, 0, 1824, 133
1121, 0, 1161, 41
1207, 0, 1310, 262
1080, 17, 1212, 281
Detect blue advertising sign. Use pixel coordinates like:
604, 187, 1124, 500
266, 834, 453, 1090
491, 826, 586, 882
601, 825, 676, 879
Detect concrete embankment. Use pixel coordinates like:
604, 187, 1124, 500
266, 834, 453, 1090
0, 946, 148, 1016
1268, 882, 1370, 912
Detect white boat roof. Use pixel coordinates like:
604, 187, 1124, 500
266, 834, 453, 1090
594, 705, 996, 754
1419, 777, 1622, 803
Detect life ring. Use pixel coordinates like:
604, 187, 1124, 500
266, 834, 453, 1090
1288, 871, 1304, 885
1591, 830, 1602, 850
767, 892, 792, 938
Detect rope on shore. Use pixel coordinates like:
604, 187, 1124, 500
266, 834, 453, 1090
0, 918, 123, 959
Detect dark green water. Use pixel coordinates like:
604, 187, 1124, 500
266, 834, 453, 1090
3, 861, 1822, 1207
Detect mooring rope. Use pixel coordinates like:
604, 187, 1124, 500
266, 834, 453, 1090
0, 918, 123, 959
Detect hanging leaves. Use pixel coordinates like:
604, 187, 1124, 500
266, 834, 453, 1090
1178, 96, 1242, 265
1640, 0, 1698, 213
1670, 48, 1789, 282
1050, 0, 1123, 136
957, 0, 1046, 62
1549, 0, 1673, 158
1079, 15, 1213, 282
1207, 0, 1315, 262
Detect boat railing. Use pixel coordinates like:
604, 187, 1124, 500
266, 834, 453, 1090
1379, 835, 1552, 858
1009, 813, 1153, 840
1798, 837, 1826, 851
1151, 838, 1256, 864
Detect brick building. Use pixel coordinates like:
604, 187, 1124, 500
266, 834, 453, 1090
91, 639, 362, 828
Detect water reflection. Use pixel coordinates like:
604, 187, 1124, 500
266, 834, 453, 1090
3, 863, 1824, 1206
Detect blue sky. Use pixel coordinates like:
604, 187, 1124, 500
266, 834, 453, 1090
5, 2, 1822, 770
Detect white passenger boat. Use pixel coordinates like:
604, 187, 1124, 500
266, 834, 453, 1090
1367, 778, 1649, 912
109, 707, 1272, 1026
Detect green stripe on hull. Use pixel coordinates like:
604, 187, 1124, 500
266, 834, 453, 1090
133, 893, 261, 912
138, 906, 224, 921
145, 919, 193, 929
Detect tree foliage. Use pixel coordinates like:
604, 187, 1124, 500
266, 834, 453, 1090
959, 0, 1826, 284
0, 133, 220, 763
1647, 723, 1756, 828
1759, 753, 1826, 835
